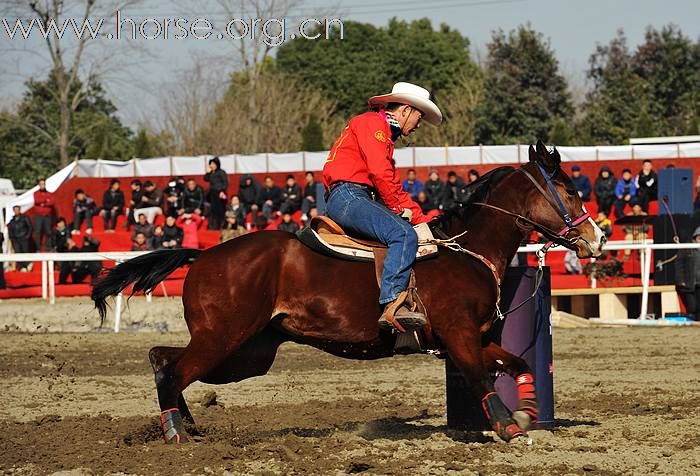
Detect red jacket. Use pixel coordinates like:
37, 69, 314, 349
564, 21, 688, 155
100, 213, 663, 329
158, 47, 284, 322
176, 214, 202, 249
323, 111, 426, 225
33, 189, 55, 217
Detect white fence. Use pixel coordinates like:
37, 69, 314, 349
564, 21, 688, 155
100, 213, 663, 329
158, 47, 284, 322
1, 241, 699, 331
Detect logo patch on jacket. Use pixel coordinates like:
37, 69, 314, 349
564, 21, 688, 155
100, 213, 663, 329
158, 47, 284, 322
374, 130, 387, 143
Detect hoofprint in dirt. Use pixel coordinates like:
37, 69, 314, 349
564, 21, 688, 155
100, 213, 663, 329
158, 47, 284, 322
0, 325, 698, 474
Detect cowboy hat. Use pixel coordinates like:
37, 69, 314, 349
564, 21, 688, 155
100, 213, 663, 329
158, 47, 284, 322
368, 82, 443, 126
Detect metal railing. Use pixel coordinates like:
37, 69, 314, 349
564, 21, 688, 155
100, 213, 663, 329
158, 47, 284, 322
1, 241, 698, 331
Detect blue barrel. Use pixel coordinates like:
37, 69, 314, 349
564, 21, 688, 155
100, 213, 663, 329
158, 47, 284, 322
445, 266, 554, 429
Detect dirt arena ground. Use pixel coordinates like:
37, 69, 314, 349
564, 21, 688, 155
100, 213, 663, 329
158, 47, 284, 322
0, 298, 699, 475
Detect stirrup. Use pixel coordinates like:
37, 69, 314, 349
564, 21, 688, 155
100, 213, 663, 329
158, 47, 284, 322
378, 291, 426, 333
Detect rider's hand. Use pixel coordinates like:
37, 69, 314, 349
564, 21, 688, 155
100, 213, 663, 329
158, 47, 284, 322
400, 209, 413, 222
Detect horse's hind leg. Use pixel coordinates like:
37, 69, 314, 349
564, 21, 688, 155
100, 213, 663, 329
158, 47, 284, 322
148, 346, 194, 424
443, 330, 524, 442
482, 342, 538, 432
200, 326, 286, 384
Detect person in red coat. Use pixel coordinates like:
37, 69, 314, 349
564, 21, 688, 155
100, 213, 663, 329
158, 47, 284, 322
33, 178, 55, 251
323, 82, 442, 332
176, 212, 203, 249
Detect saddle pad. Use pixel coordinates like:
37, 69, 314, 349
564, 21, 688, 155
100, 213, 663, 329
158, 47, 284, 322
296, 227, 437, 262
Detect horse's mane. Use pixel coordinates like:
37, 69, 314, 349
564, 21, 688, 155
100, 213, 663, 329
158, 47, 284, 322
432, 166, 516, 229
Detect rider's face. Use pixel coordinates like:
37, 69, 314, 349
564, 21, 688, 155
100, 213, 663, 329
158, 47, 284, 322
398, 106, 423, 136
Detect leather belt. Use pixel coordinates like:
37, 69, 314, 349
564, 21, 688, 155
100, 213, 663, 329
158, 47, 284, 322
326, 181, 378, 201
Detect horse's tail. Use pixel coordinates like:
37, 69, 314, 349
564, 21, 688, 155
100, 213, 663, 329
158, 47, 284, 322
91, 248, 201, 324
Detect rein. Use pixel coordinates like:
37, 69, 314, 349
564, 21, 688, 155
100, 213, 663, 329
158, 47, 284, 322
428, 160, 593, 321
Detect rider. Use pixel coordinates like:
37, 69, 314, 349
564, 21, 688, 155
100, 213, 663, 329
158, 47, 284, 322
323, 82, 443, 332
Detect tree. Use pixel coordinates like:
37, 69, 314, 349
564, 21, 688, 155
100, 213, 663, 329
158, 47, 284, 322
476, 25, 574, 144
276, 18, 477, 120
301, 115, 325, 151
195, 70, 343, 154
2, 0, 141, 167
0, 73, 132, 187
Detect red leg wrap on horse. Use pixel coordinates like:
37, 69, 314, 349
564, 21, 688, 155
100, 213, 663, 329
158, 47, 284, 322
516, 373, 538, 419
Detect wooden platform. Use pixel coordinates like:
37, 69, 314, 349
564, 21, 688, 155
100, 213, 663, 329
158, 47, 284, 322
551, 285, 680, 320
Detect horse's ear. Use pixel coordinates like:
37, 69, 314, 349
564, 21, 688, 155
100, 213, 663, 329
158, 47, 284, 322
536, 139, 548, 158
528, 144, 537, 162
552, 146, 562, 165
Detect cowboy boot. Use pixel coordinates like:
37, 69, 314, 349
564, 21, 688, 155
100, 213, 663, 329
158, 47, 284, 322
378, 289, 427, 332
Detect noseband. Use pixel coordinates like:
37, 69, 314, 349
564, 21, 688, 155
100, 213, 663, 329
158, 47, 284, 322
473, 162, 590, 252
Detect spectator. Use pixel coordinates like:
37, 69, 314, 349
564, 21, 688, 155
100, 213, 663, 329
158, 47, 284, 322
594, 166, 616, 216
72, 189, 96, 235
594, 211, 613, 240
100, 179, 125, 232
58, 238, 78, 284
225, 195, 246, 225
54, 218, 69, 253
635, 160, 658, 212
238, 174, 260, 215
468, 169, 480, 183
280, 175, 302, 215
417, 191, 432, 214
258, 176, 282, 221
183, 179, 205, 215
424, 170, 445, 211
134, 181, 163, 224
402, 168, 424, 200
301, 171, 318, 221
164, 177, 185, 217
204, 156, 229, 230
126, 179, 143, 229
221, 215, 246, 242
176, 212, 203, 249
33, 178, 55, 250
161, 215, 184, 249
7, 205, 32, 271
251, 214, 269, 232
442, 171, 466, 210
278, 212, 300, 234
564, 250, 582, 274
60, 235, 101, 284
150, 225, 165, 250
131, 232, 151, 252
675, 226, 700, 321
622, 201, 648, 259
132, 214, 154, 240
570, 165, 592, 201
614, 169, 637, 218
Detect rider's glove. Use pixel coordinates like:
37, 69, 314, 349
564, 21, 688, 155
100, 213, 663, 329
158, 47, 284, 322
400, 208, 413, 222
413, 222, 438, 256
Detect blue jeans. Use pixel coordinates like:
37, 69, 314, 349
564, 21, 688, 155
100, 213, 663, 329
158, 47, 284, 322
325, 182, 417, 305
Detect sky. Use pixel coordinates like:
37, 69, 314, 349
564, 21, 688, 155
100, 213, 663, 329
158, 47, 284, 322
2, 0, 700, 127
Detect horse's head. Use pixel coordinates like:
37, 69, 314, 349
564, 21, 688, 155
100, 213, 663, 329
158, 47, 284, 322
522, 140, 606, 258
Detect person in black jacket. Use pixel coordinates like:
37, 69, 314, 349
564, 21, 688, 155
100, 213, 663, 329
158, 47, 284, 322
100, 179, 125, 231
126, 179, 143, 229
182, 179, 205, 215
72, 189, 96, 234
226, 195, 247, 225
258, 176, 282, 220
442, 171, 466, 210
424, 170, 446, 211
7, 205, 33, 270
635, 160, 658, 213
161, 215, 184, 249
204, 156, 229, 230
163, 177, 185, 217
301, 171, 318, 221
238, 174, 260, 214
594, 166, 616, 216
675, 226, 700, 321
54, 218, 70, 252
277, 212, 300, 233
280, 175, 302, 215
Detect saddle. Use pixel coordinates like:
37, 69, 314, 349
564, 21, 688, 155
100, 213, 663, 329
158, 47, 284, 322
296, 216, 438, 262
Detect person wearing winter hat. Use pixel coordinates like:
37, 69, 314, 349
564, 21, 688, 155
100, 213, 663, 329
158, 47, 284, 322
323, 82, 442, 332
594, 165, 616, 216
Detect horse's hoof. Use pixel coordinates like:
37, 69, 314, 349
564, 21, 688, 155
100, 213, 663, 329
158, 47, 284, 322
512, 410, 532, 432
164, 429, 192, 444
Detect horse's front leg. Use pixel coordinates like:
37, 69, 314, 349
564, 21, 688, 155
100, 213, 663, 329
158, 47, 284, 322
442, 328, 525, 442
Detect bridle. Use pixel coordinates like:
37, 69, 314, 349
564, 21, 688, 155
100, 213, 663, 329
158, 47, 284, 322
473, 161, 591, 255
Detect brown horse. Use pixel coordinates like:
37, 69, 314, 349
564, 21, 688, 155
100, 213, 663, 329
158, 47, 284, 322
92, 141, 605, 444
